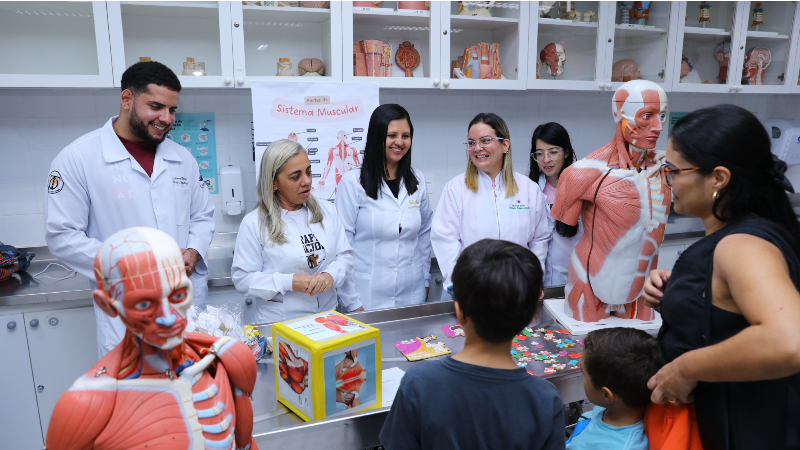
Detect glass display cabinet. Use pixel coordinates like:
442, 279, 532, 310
604, 1, 680, 91
343, 1, 443, 88
736, 1, 800, 93
0, 1, 113, 87
231, 2, 343, 87
527, 1, 611, 91
441, 1, 530, 90
107, 1, 235, 88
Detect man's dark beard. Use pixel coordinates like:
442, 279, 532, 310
129, 102, 170, 146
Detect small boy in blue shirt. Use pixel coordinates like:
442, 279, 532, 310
567, 328, 664, 450
380, 239, 565, 450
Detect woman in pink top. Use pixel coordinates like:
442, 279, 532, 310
529, 122, 583, 287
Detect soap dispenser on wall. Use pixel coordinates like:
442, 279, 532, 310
220, 165, 244, 215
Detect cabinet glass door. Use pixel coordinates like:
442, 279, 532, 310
528, 1, 607, 91
606, 1, 677, 90
672, 1, 743, 92
231, 2, 342, 86
737, 1, 799, 93
0, 1, 113, 87
443, 1, 529, 90
343, 1, 442, 88
108, 1, 234, 88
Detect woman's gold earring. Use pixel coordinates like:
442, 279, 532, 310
712, 191, 719, 201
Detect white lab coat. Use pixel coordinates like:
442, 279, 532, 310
335, 169, 433, 310
432, 170, 552, 298
537, 173, 584, 287
45, 117, 215, 358
231, 201, 356, 324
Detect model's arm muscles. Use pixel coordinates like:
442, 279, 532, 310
46, 388, 115, 450
551, 166, 601, 226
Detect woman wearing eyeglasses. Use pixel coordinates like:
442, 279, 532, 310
528, 122, 584, 287
431, 112, 551, 299
643, 105, 800, 449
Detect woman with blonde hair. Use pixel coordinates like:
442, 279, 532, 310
232, 139, 359, 323
431, 113, 551, 299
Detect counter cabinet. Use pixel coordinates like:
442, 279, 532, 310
2, 1, 798, 93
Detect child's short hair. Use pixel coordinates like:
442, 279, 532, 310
583, 328, 664, 408
451, 239, 543, 343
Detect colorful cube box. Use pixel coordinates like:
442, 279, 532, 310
273, 311, 382, 421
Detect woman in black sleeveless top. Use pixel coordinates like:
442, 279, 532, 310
642, 105, 800, 450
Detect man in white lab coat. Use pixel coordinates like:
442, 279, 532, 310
45, 61, 215, 358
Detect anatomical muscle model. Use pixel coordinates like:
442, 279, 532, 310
46, 227, 258, 450
335, 350, 367, 409
540, 43, 566, 77
743, 46, 771, 85
551, 80, 670, 323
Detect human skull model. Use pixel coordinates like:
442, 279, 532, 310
540, 43, 566, 77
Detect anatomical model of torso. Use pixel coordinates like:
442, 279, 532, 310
46, 227, 258, 450
552, 80, 671, 323
318, 130, 360, 195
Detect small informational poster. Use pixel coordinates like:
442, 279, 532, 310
323, 339, 377, 417
668, 112, 687, 136
167, 112, 218, 194
285, 312, 368, 343
275, 337, 313, 418
251, 81, 379, 203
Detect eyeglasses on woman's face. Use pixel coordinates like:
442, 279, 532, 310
533, 148, 564, 162
464, 136, 505, 151
662, 165, 702, 186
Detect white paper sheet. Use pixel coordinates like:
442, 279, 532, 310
381, 367, 406, 408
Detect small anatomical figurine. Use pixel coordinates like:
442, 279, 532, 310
551, 80, 671, 322
752, 2, 764, 30
619, 1, 634, 24
540, 43, 566, 77
632, 1, 651, 25
395, 41, 420, 77
611, 59, 642, 82
699, 2, 711, 27
680, 54, 703, 84
743, 46, 771, 85
298, 57, 324, 76
714, 40, 731, 81
46, 227, 259, 450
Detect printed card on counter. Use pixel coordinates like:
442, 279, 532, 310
393, 336, 451, 362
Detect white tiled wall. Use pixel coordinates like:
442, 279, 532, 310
0, 87, 780, 247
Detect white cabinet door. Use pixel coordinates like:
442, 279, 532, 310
24, 307, 97, 439
734, 1, 800, 94
670, 1, 749, 93
343, 1, 443, 89
107, 1, 235, 88
527, 0, 612, 92
231, 2, 343, 87
0, 313, 44, 448
0, 1, 113, 87
441, 1, 529, 90
657, 244, 685, 271
602, 2, 681, 93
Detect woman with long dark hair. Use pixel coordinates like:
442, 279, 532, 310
643, 105, 800, 449
336, 104, 433, 310
528, 122, 583, 287
431, 112, 551, 299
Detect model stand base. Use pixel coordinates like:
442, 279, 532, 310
543, 298, 662, 337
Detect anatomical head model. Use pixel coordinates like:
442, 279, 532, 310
551, 80, 671, 322
46, 227, 259, 450
540, 43, 566, 77
714, 40, 731, 81
743, 46, 771, 85
611, 59, 642, 82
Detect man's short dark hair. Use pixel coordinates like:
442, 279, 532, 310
583, 328, 665, 408
120, 61, 181, 96
451, 239, 543, 343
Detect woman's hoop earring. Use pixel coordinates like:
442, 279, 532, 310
712, 191, 719, 201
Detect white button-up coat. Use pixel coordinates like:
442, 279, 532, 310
335, 169, 433, 310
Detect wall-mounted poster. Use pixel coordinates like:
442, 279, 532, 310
167, 112, 218, 194
251, 81, 379, 203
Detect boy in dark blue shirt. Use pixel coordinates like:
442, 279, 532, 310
380, 239, 565, 450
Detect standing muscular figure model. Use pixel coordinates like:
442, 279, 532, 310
46, 227, 258, 450
551, 80, 670, 322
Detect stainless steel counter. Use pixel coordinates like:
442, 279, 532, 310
249, 289, 585, 450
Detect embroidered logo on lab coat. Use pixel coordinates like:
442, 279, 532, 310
48, 170, 64, 194
408, 200, 421, 209
509, 204, 529, 210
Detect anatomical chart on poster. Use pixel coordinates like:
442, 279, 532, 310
167, 112, 219, 194
251, 81, 379, 203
